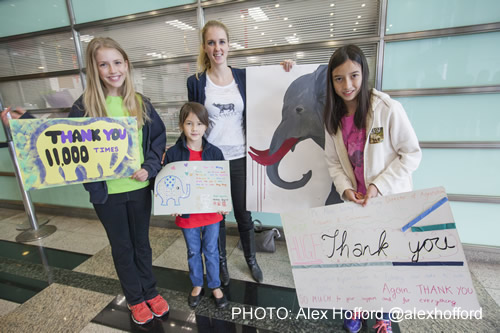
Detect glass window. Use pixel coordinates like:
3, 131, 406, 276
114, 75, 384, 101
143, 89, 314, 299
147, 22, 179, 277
450, 201, 500, 246
414, 149, 500, 196
386, 0, 500, 34
383, 32, 500, 90
395, 94, 500, 141
0, 76, 83, 109
0, 0, 69, 38
0, 32, 77, 77
71, 0, 196, 24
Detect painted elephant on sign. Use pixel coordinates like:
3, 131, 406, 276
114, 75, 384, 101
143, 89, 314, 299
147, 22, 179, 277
156, 175, 191, 206
248, 65, 342, 205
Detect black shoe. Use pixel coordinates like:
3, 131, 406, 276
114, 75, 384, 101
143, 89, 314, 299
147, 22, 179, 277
188, 288, 204, 308
220, 259, 230, 287
218, 221, 230, 287
213, 289, 228, 309
248, 262, 263, 283
240, 229, 264, 283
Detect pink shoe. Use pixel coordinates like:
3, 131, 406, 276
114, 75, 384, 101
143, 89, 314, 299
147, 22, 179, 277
146, 294, 169, 317
373, 319, 393, 333
129, 301, 153, 324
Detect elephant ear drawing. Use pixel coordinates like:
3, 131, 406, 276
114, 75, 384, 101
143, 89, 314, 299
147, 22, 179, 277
315, 65, 328, 107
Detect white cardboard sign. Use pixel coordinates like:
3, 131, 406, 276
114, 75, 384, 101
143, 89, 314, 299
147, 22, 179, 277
280, 187, 480, 312
246, 64, 335, 213
153, 161, 232, 215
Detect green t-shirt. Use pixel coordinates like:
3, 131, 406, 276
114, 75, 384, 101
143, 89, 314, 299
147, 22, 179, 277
105, 95, 149, 194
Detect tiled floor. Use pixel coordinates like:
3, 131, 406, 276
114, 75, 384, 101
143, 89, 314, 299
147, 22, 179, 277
0, 206, 498, 332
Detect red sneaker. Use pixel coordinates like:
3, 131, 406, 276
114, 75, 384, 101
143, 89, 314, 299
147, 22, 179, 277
373, 319, 393, 333
129, 301, 153, 324
146, 294, 169, 317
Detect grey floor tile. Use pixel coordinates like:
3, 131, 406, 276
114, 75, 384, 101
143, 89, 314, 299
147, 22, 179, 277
74, 245, 118, 279
0, 299, 19, 317
153, 237, 189, 271
0, 208, 24, 221
0, 221, 23, 242
230, 240, 291, 263
46, 216, 98, 233
468, 261, 500, 290
226, 251, 295, 288
0, 283, 114, 333
80, 322, 127, 333
0, 212, 54, 226
0, 214, 59, 243
149, 226, 183, 262
485, 288, 500, 307
38, 229, 109, 255
72, 220, 106, 237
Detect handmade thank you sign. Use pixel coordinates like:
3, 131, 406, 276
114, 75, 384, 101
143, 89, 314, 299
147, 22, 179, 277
10, 117, 140, 191
281, 187, 480, 312
154, 160, 232, 215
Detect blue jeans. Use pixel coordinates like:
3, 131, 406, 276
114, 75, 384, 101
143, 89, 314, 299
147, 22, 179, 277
182, 222, 221, 288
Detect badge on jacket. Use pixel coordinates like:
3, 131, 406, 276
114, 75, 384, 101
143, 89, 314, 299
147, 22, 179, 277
369, 127, 384, 144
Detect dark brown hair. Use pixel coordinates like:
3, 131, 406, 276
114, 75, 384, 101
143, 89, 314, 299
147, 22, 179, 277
178, 102, 209, 128
324, 45, 371, 135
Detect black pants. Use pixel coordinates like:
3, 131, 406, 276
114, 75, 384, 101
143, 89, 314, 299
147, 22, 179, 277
93, 187, 157, 305
228, 157, 253, 232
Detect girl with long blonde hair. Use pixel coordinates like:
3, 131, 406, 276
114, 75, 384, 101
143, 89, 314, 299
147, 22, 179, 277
72, 37, 168, 325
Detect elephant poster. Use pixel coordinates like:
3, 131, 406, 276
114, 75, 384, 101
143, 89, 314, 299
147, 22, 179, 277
246, 64, 341, 213
153, 160, 233, 215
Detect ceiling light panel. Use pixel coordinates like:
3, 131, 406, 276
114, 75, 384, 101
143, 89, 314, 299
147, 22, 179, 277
204, 0, 380, 50
79, 10, 198, 64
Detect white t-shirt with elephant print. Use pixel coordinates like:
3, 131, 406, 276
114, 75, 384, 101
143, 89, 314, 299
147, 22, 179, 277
204, 75, 245, 160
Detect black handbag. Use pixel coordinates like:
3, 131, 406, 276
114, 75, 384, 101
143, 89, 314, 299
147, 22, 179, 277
237, 220, 281, 253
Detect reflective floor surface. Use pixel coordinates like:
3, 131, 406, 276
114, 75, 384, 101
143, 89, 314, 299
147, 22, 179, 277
0, 207, 498, 332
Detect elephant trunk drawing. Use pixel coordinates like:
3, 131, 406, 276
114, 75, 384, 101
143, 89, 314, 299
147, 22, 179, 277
249, 136, 314, 190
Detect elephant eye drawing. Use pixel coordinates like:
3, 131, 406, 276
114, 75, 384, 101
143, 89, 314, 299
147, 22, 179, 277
156, 175, 191, 206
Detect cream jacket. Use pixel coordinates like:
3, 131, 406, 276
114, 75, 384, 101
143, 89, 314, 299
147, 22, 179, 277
324, 89, 422, 200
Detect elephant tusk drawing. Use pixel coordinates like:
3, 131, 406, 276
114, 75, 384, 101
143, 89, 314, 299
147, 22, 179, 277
248, 137, 299, 166
249, 137, 312, 190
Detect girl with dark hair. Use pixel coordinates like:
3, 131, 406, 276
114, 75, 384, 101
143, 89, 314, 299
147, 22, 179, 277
323, 45, 422, 333
164, 102, 228, 309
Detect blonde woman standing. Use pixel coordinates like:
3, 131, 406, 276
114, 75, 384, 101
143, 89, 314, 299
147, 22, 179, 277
187, 20, 262, 285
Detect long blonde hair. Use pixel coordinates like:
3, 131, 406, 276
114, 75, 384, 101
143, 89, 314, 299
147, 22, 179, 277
83, 37, 148, 127
196, 20, 230, 77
